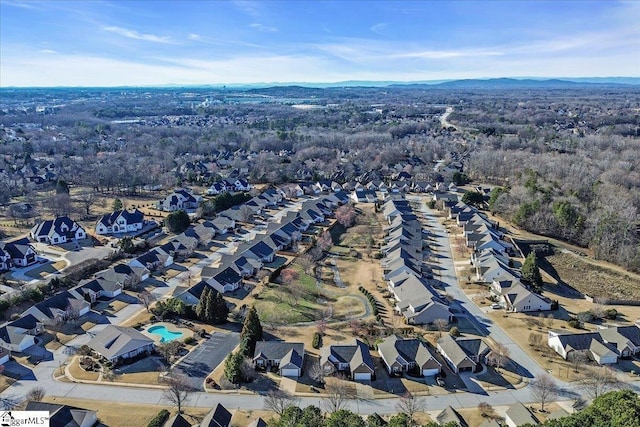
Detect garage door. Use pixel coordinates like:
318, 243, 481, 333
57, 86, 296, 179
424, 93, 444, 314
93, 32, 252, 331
281, 368, 299, 378
353, 372, 371, 381
422, 368, 440, 377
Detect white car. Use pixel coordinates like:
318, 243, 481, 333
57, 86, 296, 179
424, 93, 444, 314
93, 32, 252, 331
491, 303, 502, 309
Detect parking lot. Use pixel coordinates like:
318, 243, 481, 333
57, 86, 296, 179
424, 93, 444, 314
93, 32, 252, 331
174, 331, 240, 390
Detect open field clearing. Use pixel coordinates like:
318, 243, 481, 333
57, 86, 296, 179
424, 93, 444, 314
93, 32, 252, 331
545, 251, 640, 301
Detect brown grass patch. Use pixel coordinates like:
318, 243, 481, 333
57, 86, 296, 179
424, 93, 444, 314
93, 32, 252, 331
546, 252, 640, 300
67, 357, 100, 381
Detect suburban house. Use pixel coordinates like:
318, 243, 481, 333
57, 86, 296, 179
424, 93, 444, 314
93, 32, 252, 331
547, 325, 640, 364
0, 238, 37, 270
95, 209, 145, 235
25, 401, 98, 427
377, 335, 441, 377
129, 247, 174, 271
163, 413, 192, 427
248, 418, 268, 427
200, 265, 243, 293
253, 341, 305, 378
504, 402, 539, 427
96, 263, 149, 288
437, 335, 489, 373
436, 406, 468, 427
320, 339, 375, 381
23, 290, 91, 326
200, 403, 232, 427
0, 314, 44, 352
490, 279, 553, 312
351, 189, 378, 203
76, 277, 123, 303
30, 216, 86, 244
87, 325, 155, 365
157, 189, 201, 212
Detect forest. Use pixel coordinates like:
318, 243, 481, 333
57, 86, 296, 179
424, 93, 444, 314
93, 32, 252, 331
1, 82, 639, 272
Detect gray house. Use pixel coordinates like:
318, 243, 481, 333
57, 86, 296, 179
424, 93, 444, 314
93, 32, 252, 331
252, 341, 305, 378
87, 325, 155, 365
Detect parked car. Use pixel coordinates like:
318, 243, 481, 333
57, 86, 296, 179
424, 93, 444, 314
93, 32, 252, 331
491, 303, 501, 309
436, 376, 445, 387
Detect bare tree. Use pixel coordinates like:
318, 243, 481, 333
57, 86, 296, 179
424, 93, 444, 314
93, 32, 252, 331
568, 351, 588, 373
433, 318, 448, 338
309, 360, 329, 384
580, 366, 623, 399
239, 205, 254, 223
0, 395, 21, 410
335, 204, 357, 228
65, 302, 81, 325
297, 253, 316, 275
316, 231, 333, 252
289, 281, 305, 307
139, 290, 156, 312
158, 341, 182, 364
322, 376, 356, 413
77, 192, 98, 217
487, 342, 510, 373
281, 268, 299, 285
396, 391, 425, 426
530, 373, 558, 412
264, 390, 297, 416
545, 314, 555, 329
528, 332, 544, 349
163, 374, 193, 414
25, 387, 46, 402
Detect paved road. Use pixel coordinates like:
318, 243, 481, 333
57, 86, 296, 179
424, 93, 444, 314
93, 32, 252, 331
4, 195, 640, 414
175, 331, 240, 390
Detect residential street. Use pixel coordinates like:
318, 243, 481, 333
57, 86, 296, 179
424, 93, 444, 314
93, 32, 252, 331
2, 197, 640, 415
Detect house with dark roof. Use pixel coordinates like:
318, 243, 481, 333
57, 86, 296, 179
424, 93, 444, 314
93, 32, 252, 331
76, 277, 123, 303
95, 209, 145, 235
87, 325, 155, 365
437, 335, 489, 373
598, 325, 640, 358
0, 238, 37, 270
200, 403, 232, 427
25, 401, 97, 427
253, 341, 305, 378
320, 339, 375, 381
200, 265, 243, 293
548, 329, 622, 365
30, 216, 86, 244
157, 189, 201, 212
378, 335, 441, 377
23, 290, 91, 326
0, 317, 40, 352
247, 418, 267, 427
163, 413, 192, 427
129, 247, 173, 271
0, 346, 9, 365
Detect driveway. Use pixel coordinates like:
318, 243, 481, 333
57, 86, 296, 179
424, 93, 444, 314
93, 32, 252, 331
174, 331, 240, 390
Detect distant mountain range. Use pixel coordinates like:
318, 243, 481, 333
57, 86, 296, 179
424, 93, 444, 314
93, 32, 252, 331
3, 77, 639, 90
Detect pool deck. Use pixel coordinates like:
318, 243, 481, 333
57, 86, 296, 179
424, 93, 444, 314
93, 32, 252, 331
142, 321, 194, 344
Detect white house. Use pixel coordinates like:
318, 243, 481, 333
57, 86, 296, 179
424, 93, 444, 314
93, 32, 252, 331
95, 209, 145, 235
157, 189, 201, 212
30, 216, 86, 244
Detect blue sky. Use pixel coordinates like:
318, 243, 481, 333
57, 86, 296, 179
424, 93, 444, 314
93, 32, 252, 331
1, 0, 638, 86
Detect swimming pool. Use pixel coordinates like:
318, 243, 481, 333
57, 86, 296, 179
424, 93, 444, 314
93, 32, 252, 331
148, 325, 184, 343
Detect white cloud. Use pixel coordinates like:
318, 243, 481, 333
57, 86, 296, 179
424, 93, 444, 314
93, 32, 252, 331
249, 23, 277, 33
370, 23, 388, 34
40, 49, 57, 54
102, 26, 174, 44
188, 33, 201, 41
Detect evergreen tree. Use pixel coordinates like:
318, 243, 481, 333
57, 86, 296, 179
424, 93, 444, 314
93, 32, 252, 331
166, 210, 190, 234
325, 410, 366, 427
522, 252, 543, 290
112, 198, 123, 211
195, 287, 210, 320
210, 291, 229, 324
240, 305, 263, 356
223, 351, 244, 384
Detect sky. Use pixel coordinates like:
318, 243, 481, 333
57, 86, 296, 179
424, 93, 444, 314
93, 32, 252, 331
1, 0, 639, 87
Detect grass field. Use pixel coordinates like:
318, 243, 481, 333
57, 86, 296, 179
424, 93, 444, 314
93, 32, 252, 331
546, 252, 640, 300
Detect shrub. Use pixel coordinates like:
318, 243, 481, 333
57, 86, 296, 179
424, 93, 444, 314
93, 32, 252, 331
312, 332, 322, 349
604, 308, 617, 320
449, 326, 461, 337
184, 336, 195, 345
147, 409, 170, 427
567, 317, 582, 329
